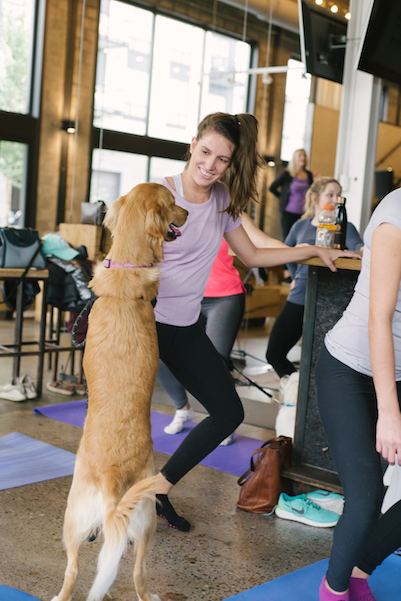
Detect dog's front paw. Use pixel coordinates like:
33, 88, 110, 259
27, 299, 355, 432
150, 595, 161, 601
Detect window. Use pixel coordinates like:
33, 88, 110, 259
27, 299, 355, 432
90, 149, 185, 205
94, 2, 153, 135
94, 2, 251, 142
0, 140, 28, 227
280, 59, 312, 162
0, 0, 36, 114
92, 0, 252, 203
0, 0, 44, 228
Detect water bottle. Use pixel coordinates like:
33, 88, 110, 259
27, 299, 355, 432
315, 204, 336, 248
334, 196, 348, 250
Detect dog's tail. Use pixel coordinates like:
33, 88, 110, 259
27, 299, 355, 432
87, 475, 158, 601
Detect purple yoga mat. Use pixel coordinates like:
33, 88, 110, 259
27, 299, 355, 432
34, 401, 265, 477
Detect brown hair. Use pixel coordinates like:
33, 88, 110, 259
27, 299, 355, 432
188, 112, 261, 218
302, 177, 341, 218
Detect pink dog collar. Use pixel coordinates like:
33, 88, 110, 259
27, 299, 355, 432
104, 259, 154, 269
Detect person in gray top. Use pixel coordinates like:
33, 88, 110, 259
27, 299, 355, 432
315, 187, 401, 601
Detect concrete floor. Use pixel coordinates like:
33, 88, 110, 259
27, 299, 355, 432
0, 314, 333, 601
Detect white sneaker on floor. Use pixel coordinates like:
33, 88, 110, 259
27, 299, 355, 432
164, 408, 195, 434
21, 375, 37, 399
0, 377, 27, 402
219, 434, 234, 446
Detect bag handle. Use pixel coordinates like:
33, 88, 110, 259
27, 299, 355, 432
237, 437, 291, 486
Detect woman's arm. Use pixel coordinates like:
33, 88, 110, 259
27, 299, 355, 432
241, 212, 287, 248
225, 224, 358, 272
269, 171, 287, 198
369, 223, 401, 465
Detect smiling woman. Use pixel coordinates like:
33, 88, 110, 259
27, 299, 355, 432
150, 111, 359, 533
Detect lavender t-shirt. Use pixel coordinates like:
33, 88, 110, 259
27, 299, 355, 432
325, 189, 401, 378
154, 178, 241, 327
285, 177, 310, 214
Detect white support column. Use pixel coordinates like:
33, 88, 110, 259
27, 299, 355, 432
335, 0, 382, 234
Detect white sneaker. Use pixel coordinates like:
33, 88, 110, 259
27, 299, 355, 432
0, 377, 27, 402
164, 408, 195, 434
21, 375, 37, 399
219, 433, 234, 446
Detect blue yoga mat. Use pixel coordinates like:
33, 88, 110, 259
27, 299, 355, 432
224, 554, 401, 600
34, 401, 265, 477
0, 432, 76, 491
0, 587, 40, 601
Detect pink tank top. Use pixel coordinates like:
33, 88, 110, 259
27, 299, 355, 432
204, 239, 245, 298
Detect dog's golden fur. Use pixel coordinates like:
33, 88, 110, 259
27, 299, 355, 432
52, 183, 187, 601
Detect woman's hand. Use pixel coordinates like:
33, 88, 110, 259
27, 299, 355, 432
315, 247, 360, 272
376, 410, 401, 465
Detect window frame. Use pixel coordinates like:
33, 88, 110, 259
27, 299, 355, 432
0, 0, 46, 228
90, 0, 257, 190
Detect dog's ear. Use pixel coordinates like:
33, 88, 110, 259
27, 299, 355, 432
145, 200, 169, 240
103, 195, 126, 233
145, 200, 169, 262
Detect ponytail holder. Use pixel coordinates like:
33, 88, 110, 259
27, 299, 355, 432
234, 114, 241, 126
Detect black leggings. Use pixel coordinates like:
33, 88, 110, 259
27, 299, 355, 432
280, 210, 302, 239
266, 301, 304, 377
199, 293, 245, 363
315, 345, 401, 591
156, 321, 244, 485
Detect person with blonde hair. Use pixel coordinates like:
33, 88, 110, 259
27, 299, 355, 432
266, 177, 363, 379
269, 148, 313, 239
153, 115, 357, 532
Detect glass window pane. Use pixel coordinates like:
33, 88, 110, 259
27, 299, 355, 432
90, 149, 148, 206
94, 1, 154, 135
0, 140, 28, 227
281, 59, 312, 162
149, 157, 186, 183
148, 15, 205, 143
200, 32, 250, 119
0, 0, 35, 114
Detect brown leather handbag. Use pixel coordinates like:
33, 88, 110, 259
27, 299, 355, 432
237, 436, 292, 514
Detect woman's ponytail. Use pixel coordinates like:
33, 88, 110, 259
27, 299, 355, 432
193, 112, 261, 218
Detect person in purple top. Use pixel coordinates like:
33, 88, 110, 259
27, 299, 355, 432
269, 148, 313, 239
153, 112, 358, 532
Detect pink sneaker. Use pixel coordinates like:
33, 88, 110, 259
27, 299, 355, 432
319, 577, 349, 601
349, 577, 376, 601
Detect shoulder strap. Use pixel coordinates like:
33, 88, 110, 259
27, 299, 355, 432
172, 173, 184, 198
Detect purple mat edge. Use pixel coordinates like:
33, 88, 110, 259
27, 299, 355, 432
33, 401, 265, 477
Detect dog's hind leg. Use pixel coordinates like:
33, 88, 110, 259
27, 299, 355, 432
51, 507, 81, 601
87, 475, 158, 601
52, 470, 103, 601
130, 497, 160, 601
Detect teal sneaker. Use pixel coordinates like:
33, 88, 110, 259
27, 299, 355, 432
275, 493, 339, 527
306, 490, 344, 505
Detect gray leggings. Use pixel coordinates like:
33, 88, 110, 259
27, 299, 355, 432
157, 293, 245, 410
315, 344, 401, 591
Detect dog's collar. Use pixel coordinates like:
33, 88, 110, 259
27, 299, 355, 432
104, 259, 154, 269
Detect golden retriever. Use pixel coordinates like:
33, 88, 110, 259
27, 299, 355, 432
52, 183, 188, 601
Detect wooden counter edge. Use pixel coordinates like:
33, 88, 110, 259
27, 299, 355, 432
298, 256, 362, 271
0, 268, 49, 279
